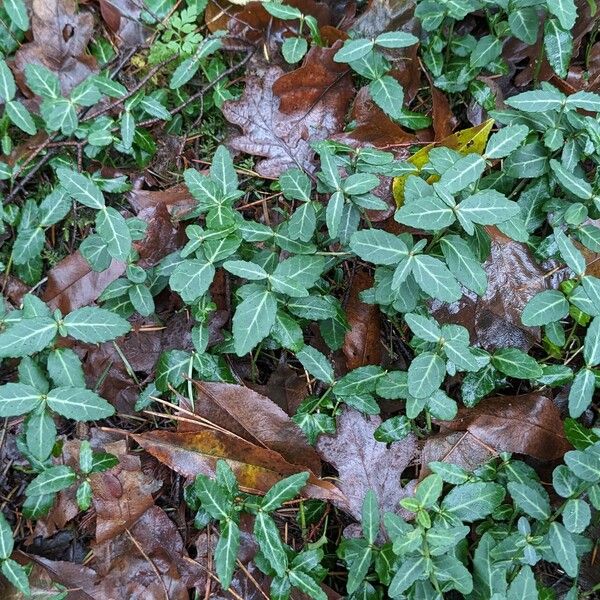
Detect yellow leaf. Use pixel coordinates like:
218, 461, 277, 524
393, 119, 494, 206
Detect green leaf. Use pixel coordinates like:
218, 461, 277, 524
549, 522, 578, 577
564, 447, 600, 482
211, 145, 238, 199
325, 190, 344, 238
1, 559, 30, 596
296, 345, 334, 384
568, 367, 595, 418
282, 36, 308, 63
271, 255, 325, 296
4, 0, 29, 31
193, 475, 231, 519
25, 465, 77, 497
416, 474, 443, 508
412, 255, 462, 303
13, 226, 45, 265
547, 0, 577, 30
440, 235, 487, 295
347, 544, 373, 594
349, 229, 408, 265
263, 2, 303, 19
97, 207, 132, 260
375, 31, 419, 48
224, 260, 268, 281
129, 284, 154, 317
562, 498, 591, 534
0, 512, 14, 560
458, 190, 519, 225
262, 472, 309, 512
6, 100, 37, 135
47, 347, 87, 387
215, 520, 240, 589
0, 317, 58, 358
288, 570, 327, 600
369, 75, 404, 120
584, 317, 600, 366
254, 512, 287, 577
169, 259, 216, 303
0, 59, 16, 103
429, 462, 470, 485
550, 159, 592, 200
24, 64, 60, 99
334, 39, 375, 63
395, 196, 455, 230
522, 290, 569, 326
441, 482, 505, 521
544, 19, 573, 78
233, 289, 277, 356
485, 125, 529, 159
39, 187, 71, 227
121, 111, 135, 150
361, 489, 379, 544
433, 554, 473, 595
505, 90, 564, 112
405, 313, 441, 342
565, 90, 600, 111
507, 566, 537, 600
76, 479, 93, 510
470, 35, 502, 68
508, 8, 539, 44
507, 482, 550, 520
46, 386, 115, 420
443, 341, 480, 372
170, 56, 201, 89
388, 555, 427, 597
25, 410, 56, 462
408, 352, 445, 398
57, 168, 106, 209
439, 153, 486, 193
63, 306, 130, 343
491, 348, 542, 379
280, 168, 311, 201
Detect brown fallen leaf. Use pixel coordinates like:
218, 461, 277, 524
14, 0, 98, 97
343, 270, 382, 370
258, 361, 309, 416
432, 227, 548, 351
420, 430, 496, 479
91, 440, 162, 543
439, 393, 571, 462
316, 409, 417, 521
99, 0, 150, 48
43, 252, 125, 314
334, 86, 416, 149
222, 49, 353, 177
189, 381, 322, 475
132, 427, 346, 505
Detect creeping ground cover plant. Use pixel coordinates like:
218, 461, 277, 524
1, 0, 600, 598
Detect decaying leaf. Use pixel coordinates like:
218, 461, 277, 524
43, 252, 126, 314
132, 427, 346, 505
440, 392, 571, 461
222, 47, 353, 177
14, 0, 98, 96
343, 270, 382, 370
316, 409, 417, 520
99, 0, 150, 48
431, 228, 548, 351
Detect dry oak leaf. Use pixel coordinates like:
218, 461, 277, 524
431, 227, 548, 351
439, 393, 572, 462
14, 0, 98, 97
316, 408, 417, 521
221, 48, 353, 177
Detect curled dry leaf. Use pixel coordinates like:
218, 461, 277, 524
189, 381, 322, 474
132, 427, 345, 504
99, 0, 150, 48
43, 252, 126, 314
343, 270, 382, 370
316, 408, 417, 521
432, 227, 548, 351
439, 393, 572, 462
14, 0, 98, 97
222, 47, 353, 177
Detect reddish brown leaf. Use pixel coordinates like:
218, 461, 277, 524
440, 393, 571, 461
99, 0, 149, 48
222, 50, 353, 177
343, 270, 382, 370
334, 86, 416, 148
42, 252, 125, 314
189, 382, 322, 474
132, 427, 346, 505
430, 78, 457, 140
432, 227, 548, 351
14, 0, 98, 97
91, 440, 162, 543
316, 409, 417, 520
